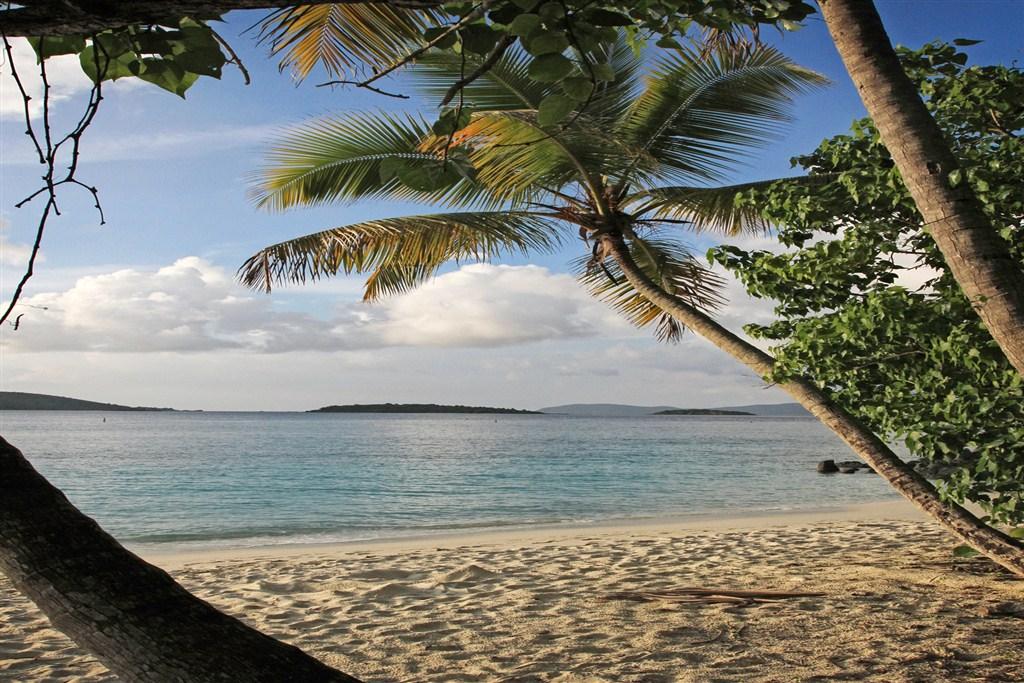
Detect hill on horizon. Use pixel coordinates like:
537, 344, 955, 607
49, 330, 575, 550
310, 403, 539, 414
0, 392, 175, 411
538, 403, 680, 417
538, 402, 808, 417
712, 403, 811, 417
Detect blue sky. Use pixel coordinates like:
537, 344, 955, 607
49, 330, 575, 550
1, 1, 1021, 410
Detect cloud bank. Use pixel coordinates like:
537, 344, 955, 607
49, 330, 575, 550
3, 258, 632, 353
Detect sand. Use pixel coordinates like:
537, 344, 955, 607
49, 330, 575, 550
2, 501, 1022, 682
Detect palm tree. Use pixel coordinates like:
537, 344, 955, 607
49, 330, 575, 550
242, 42, 1024, 575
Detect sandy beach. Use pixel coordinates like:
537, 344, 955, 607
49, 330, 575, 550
2, 501, 1022, 682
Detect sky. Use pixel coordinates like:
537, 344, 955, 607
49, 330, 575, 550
0, 1, 1021, 411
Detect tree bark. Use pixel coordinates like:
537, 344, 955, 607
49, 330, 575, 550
0, 1, 442, 37
602, 234, 1024, 578
817, 0, 1024, 376
0, 435, 362, 683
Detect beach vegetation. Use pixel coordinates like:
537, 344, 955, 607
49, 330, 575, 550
710, 42, 1024, 525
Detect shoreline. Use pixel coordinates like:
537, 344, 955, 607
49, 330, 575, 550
143, 499, 922, 569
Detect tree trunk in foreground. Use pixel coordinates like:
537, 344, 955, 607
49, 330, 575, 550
0, 1, 441, 37
0, 435, 362, 683
603, 235, 1024, 578
818, 0, 1024, 377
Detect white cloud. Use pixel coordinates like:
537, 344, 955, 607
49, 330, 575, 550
364, 264, 629, 348
0, 257, 799, 411
63, 124, 283, 163
0, 217, 37, 268
0, 38, 94, 118
1, 258, 633, 353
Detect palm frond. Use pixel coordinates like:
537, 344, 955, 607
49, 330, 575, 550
413, 36, 641, 125
251, 111, 502, 211
631, 174, 839, 235
574, 236, 726, 342
413, 48, 554, 110
578, 37, 644, 124
239, 211, 563, 300
420, 110, 620, 207
258, 4, 445, 81
618, 45, 827, 185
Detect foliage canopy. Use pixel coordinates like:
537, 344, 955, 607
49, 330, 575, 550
709, 43, 1024, 524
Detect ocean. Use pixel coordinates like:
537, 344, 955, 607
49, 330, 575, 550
0, 411, 899, 551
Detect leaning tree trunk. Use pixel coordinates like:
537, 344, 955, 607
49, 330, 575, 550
0, 1, 435, 36
817, 0, 1024, 376
0, 435, 362, 682
602, 235, 1024, 577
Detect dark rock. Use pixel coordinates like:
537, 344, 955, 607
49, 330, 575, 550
817, 459, 839, 474
838, 466, 859, 474
836, 460, 863, 470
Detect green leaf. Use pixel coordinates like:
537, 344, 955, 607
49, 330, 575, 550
952, 38, 982, 46
431, 106, 474, 135
952, 544, 980, 558
79, 47, 137, 82
396, 160, 461, 192
1009, 527, 1024, 539
591, 62, 615, 82
537, 2, 565, 21
424, 26, 459, 50
947, 169, 962, 187
528, 53, 574, 82
136, 59, 198, 97
460, 23, 499, 55
508, 13, 542, 36
560, 76, 593, 101
525, 30, 570, 56
28, 36, 86, 60
537, 93, 575, 126
583, 9, 633, 26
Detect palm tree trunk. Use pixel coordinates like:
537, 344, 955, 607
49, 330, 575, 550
817, 0, 1024, 376
1, 1, 442, 37
602, 234, 1024, 577
0, 435, 362, 683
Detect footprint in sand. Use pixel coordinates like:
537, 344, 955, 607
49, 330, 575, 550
363, 582, 437, 601
438, 564, 501, 584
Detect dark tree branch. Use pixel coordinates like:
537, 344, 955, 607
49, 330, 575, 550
317, 79, 409, 98
0, 31, 107, 327
315, 0, 494, 98
0, 1, 444, 37
439, 33, 515, 107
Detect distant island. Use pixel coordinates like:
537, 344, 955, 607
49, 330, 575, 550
0, 392, 175, 411
654, 409, 754, 416
310, 403, 539, 414
539, 403, 810, 417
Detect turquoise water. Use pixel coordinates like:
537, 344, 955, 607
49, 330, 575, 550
0, 411, 899, 551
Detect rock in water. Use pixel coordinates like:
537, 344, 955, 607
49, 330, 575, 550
817, 459, 839, 474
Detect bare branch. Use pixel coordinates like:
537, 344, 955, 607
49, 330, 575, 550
317, 79, 409, 99
439, 33, 515, 107
0, 31, 107, 326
